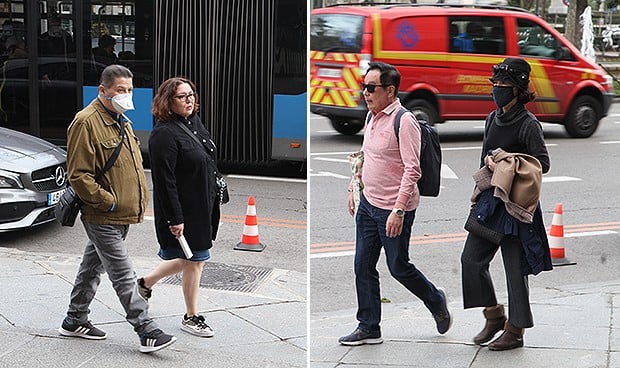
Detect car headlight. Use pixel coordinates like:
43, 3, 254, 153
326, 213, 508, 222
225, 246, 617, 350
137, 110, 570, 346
0, 169, 23, 189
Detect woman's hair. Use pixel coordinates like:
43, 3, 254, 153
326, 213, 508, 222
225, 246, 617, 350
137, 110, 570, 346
152, 77, 200, 121
516, 86, 536, 104
100, 64, 133, 88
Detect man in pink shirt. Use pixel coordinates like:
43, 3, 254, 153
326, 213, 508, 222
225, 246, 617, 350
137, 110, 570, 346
339, 62, 451, 346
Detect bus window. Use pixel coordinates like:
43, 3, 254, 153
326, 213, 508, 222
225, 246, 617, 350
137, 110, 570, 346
84, 1, 153, 144
0, 2, 28, 133
272, 0, 306, 161
36, 2, 76, 141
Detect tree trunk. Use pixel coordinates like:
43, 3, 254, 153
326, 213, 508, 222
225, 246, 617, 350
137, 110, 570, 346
565, 0, 588, 50
540, 0, 548, 20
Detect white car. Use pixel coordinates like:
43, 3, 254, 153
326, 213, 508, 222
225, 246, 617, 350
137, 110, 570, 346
0, 127, 67, 231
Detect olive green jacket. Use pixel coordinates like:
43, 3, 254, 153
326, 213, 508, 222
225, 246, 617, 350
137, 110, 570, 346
66, 98, 148, 224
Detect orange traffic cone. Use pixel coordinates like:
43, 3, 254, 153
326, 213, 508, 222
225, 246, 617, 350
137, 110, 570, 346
548, 203, 575, 266
234, 196, 266, 252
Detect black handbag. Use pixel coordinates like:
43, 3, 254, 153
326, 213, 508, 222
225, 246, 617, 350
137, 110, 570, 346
55, 119, 126, 226
464, 205, 505, 245
55, 186, 84, 227
175, 120, 229, 204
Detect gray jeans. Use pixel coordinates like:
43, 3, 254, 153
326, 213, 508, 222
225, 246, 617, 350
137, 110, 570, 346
65, 220, 157, 335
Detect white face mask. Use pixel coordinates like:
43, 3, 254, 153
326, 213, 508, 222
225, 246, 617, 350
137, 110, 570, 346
108, 93, 134, 113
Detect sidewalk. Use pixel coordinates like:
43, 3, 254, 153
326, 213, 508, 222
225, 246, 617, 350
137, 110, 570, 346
0, 247, 306, 368
311, 280, 620, 368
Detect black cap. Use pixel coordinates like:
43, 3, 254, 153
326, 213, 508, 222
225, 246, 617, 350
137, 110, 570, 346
490, 57, 531, 91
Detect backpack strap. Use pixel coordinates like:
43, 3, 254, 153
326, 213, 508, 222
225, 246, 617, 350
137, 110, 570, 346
393, 106, 410, 143
364, 111, 372, 128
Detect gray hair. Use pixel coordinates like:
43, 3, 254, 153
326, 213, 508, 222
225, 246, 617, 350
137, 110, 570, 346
99, 64, 133, 88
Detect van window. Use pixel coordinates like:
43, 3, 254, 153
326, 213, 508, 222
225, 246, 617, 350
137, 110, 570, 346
310, 13, 365, 53
448, 17, 504, 55
517, 19, 571, 59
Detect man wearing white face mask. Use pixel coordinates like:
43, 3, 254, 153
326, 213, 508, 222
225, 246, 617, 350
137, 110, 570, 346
59, 65, 177, 353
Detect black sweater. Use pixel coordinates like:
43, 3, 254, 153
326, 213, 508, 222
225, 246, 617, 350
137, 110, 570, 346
481, 103, 550, 174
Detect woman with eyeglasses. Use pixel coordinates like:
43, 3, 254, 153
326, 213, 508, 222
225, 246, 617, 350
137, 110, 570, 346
138, 77, 221, 338
461, 57, 552, 351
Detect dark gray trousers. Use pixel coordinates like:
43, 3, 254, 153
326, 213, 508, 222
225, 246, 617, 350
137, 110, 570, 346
461, 233, 533, 328
65, 221, 157, 335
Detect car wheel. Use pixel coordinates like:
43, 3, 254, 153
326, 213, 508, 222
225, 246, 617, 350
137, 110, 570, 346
406, 99, 438, 125
564, 95, 601, 138
330, 119, 363, 135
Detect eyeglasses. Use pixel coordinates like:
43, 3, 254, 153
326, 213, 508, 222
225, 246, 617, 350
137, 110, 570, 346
174, 92, 196, 101
361, 83, 389, 93
492, 64, 528, 82
492, 64, 515, 74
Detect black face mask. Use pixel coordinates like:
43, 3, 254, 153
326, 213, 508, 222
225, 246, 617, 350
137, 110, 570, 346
492, 86, 515, 108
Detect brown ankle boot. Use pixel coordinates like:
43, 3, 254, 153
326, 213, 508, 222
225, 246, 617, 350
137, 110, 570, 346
488, 321, 524, 351
473, 305, 506, 345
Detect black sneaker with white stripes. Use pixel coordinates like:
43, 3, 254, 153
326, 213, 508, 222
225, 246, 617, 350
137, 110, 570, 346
139, 329, 177, 353
58, 318, 107, 340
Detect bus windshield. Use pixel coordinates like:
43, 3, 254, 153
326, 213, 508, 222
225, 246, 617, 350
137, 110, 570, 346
310, 13, 364, 53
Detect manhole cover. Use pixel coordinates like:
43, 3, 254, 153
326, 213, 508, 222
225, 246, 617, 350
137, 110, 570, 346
161, 262, 273, 293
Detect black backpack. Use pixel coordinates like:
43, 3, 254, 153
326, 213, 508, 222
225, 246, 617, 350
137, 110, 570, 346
365, 107, 442, 197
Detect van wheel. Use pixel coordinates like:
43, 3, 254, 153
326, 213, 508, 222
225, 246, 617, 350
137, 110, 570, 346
406, 99, 438, 125
565, 95, 601, 138
330, 119, 363, 135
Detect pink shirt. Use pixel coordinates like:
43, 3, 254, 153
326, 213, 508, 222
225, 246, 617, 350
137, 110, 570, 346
361, 99, 421, 211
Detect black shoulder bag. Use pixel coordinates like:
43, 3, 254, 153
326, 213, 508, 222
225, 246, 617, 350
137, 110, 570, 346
55, 119, 126, 226
174, 120, 229, 204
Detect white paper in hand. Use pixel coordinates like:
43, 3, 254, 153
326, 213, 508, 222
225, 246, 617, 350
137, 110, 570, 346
178, 235, 193, 259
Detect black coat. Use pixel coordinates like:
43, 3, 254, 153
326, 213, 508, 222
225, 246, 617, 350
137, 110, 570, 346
149, 114, 220, 251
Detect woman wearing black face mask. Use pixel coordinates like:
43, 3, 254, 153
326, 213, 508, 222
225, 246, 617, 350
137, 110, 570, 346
460, 57, 552, 351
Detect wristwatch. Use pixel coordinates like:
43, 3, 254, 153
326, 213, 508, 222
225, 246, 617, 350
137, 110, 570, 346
392, 208, 405, 217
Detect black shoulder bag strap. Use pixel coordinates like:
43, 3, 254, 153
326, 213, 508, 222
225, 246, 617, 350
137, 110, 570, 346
175, 119, 206, 150
94, 116, 126, 181
175, 120, 219, 165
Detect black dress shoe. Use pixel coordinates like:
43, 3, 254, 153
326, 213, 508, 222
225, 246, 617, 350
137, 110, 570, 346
432, 288, 452, 335
338, 328, 383, 346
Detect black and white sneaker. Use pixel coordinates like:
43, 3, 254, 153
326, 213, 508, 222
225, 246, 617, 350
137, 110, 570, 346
137, 277, 152, 300
58, 318, 107, 340
181, 314, 214, 337
139, 329, 177, 353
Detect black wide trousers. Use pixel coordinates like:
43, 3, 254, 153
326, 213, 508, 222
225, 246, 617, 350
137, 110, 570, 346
461, 233, 534, 328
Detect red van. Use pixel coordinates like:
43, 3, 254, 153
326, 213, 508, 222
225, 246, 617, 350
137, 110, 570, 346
310, 4, 614, 138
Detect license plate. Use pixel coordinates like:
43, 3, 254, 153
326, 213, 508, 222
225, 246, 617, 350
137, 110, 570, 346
47, 189, 66, 206
317, 68, 342, 78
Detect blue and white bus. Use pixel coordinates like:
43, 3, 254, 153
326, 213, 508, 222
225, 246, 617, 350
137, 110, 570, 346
0, 0, 306, 165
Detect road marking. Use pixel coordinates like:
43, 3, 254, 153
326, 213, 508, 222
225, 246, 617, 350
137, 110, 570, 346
310, 164, 459, 180
144, 210, 306, 229
226, 174, 306, 183
310, 151, 356, 156
542, 176, 581, 183
565, 230, 617, 238
313, 157, 349, 163
310, 221, 620, 259
309, 171, 349, 179
441, 164, 458, 179
442, 146, 482, 151
601, 141, 620, 144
